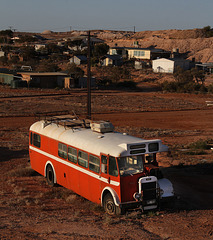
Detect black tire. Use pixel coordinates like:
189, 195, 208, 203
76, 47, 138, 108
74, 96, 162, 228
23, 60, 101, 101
46, 164, 55, 187
103, 193, 122, 215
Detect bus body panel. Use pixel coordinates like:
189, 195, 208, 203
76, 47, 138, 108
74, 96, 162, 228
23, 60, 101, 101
29, 131, 121, 205
120, 173, 145, 202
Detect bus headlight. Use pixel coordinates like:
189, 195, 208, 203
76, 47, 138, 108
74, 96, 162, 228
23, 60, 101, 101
160, 189, 164, 196
133, 192, 142, 201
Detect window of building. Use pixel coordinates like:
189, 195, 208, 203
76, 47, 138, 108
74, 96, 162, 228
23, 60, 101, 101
78, 150, 88, 168
139, 51, 145, 56
133, 50, 145, 57
112, 49, 117, 55
109, 156, 118, 177
68, 146, 77, 163
134, 50, 138, 56
32, 133, 41, 148
58, 143, 67, 159
89, 155, 100, 173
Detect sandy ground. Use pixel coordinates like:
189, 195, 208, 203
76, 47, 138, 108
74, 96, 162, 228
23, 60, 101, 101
0, 85, 213, 239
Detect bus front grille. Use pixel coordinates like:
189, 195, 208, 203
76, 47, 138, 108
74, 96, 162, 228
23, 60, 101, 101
141, 182, 157, 200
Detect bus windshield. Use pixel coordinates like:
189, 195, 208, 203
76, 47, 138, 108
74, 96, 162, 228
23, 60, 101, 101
117, 155, 144, 176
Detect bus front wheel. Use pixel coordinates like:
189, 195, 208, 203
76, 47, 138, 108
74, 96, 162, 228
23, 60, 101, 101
103, 193, 121, 215
46, 164, 55, 187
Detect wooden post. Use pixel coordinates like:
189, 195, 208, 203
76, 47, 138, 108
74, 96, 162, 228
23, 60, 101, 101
87, 31, 91, 119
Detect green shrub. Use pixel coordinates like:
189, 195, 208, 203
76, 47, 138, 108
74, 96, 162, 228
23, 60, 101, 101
188, 139, 209, 150
207, 84, 213, 93
184, 150, 206, 155
116, 80, 137, 89
161, 80, 206, 93
7, 167, 36, 177
161, 81, 177, 92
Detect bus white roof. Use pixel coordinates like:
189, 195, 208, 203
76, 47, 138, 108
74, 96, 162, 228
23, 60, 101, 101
30, 120, 168, 157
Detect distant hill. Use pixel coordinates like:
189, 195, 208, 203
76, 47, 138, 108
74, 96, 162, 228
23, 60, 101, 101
96, 28, 213, 63
13, 28, 213, 63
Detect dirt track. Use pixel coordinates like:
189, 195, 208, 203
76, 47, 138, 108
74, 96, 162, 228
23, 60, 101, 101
0, 86, 213, 239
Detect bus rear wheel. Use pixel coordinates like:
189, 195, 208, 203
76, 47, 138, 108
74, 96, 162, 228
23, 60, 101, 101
46, 164, 55, 187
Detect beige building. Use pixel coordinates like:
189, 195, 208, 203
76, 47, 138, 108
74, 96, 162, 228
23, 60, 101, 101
109, 46, 170, 60
127, 48, 151, 60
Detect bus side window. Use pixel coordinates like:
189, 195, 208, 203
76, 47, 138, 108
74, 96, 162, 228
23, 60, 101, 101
78, 150, 88, 168
89, 155, 100, 173
30, 132, 33, 145
68, 146, 77, 163
109, 156, 118, 177
33, 133, 41, 148
101, 155, 108, 174
58, 143, 67, 159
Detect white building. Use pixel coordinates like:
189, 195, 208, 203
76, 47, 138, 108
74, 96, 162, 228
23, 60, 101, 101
152, 58, 191, 73
0, 51, 5, 57
69, 55, 87, 65
35, 44, 47, 51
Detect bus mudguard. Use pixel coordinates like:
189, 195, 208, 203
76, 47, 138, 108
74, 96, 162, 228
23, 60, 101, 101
101, 187, 121, 207
44, 161, 57, 184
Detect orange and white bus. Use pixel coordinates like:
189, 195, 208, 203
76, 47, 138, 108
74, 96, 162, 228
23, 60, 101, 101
29, 115, 174, 214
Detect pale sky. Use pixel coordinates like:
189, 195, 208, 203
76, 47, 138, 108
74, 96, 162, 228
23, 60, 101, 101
0, 0, 212, 33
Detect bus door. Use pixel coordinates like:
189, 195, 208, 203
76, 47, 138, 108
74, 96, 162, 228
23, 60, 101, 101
100, 154, 109, 190
100, 154, 120, 198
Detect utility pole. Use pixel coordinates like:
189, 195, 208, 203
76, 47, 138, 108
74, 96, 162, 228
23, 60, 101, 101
87, 31, 91, 119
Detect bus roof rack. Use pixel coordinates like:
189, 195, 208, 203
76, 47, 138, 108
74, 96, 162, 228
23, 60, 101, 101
35, 111, 114, 133
43, 114, 91, 129
34, 110, 70, 120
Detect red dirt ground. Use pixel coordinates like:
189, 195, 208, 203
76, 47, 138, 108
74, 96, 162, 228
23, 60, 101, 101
0, 86, 213, 239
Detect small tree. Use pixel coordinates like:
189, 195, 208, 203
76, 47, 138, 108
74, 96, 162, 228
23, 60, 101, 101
8, 55, 19, 65
191, 68, 206, 85
93, 43, 109, 58
202, 26, 213, 37
19, 46, 37, 61
174, 66, 193, 84
0, 29, 13, 38
0, 56, 8, 65
46, 43, 61, 54
36, 59, 61, 72
66, 63, 84, 79
93, 43, 109, 65
17, 35, 36, 43
66, 39, 83, 51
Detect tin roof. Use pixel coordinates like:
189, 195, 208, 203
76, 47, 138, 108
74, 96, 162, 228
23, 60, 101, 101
18, 72, 68, 76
